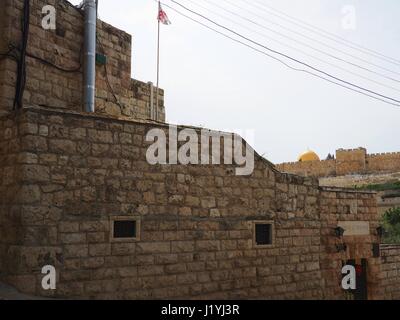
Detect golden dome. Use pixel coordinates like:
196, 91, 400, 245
298, 150, 320, 162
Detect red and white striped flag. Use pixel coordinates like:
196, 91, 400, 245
158, 3, 171, 25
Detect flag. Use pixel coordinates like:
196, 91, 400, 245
158, 4, 171, 25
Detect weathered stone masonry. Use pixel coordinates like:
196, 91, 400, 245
0, 106, 398, 300
277, 148, 400, 178
380, 245, 400, 299
0, 0, 165, 121
1, 0, 400, 300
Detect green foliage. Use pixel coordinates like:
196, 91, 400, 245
381, 207, 400, 244
384, 207, 400, 225
355, 181, 400, 191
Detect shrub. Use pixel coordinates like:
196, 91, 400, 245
381, 207, 400, 244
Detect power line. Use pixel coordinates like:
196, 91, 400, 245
96, 34, 123, 109
187, 0, 400, 85
158, 2, 400, 107
179, 0, 400, 93
95, 3, 124, 109
204, 0, 400, 80
25, 50, 82, 73
169, 0, 400, 105
246, 0, 400, 66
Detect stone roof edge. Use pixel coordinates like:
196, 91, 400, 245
319, 186, 377, 195
9, 105, 282, 172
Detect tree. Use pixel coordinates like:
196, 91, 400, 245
381, 207, 400, 244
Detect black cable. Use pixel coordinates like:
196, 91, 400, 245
246, 0, 400, 66
196, 0, 400, 83
9, 0, 82, 112
94, 1, 123, 109
159, 2, 400, 107
13, 0, 30, 110
0, 45, 19, 61
96, 35, 123, 108
104, 62, 120, 105
169, 0, 400, 105
26, 51, 82, 73
0, 50, 18, 62
219, 0, 400, 73
8, 41, 82, 73
181, 0, 400, 93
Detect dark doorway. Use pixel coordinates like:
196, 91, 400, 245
343, 259, 368, 300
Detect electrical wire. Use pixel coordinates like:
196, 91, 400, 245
245, 0, 400, 66
180, 0, 400, 94
194, 0, 400, 83
26, 51, 82, 73
218, 0, 400, 75
169, 0, 400, 105
13, 0, 30, 110
96, 35, 123, 108
158, 1, 400, 107
8, 0, 83, 111
94, 1, 124, 109
7, 40, 83, 73
0, 47, 19, 62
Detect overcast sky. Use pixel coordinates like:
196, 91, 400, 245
69, 0, 400, 163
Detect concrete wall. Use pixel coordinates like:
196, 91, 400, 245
0, 106, 391, 300
0, 0, 165, 121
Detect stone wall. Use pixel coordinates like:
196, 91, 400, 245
276, 148, 400, 178
336, 148, 367, 176
368, 152, 400, 173
277, 159, 336, 178
0, 0, 165, 121
319, 173, 400, 217
0, 113, 20, 278
318, 188, 381, 299
0, 0, 11, 116
378, 191, 400, 217
0, 106, 392, 300
319, 172, 400, 189
380, 245, 400, 299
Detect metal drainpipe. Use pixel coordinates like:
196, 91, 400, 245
83, 0, 97, 113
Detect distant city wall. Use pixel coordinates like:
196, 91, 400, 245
276, 148, 400, 178
319, 172, 400, 189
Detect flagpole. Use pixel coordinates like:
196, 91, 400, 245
156, 1, 161, 121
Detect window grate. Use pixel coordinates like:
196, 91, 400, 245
113, 220, 137, 239
255, 223, 272, 246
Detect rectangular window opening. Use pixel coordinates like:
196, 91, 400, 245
255, 223, 273, 246
111, 218, 140, 241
